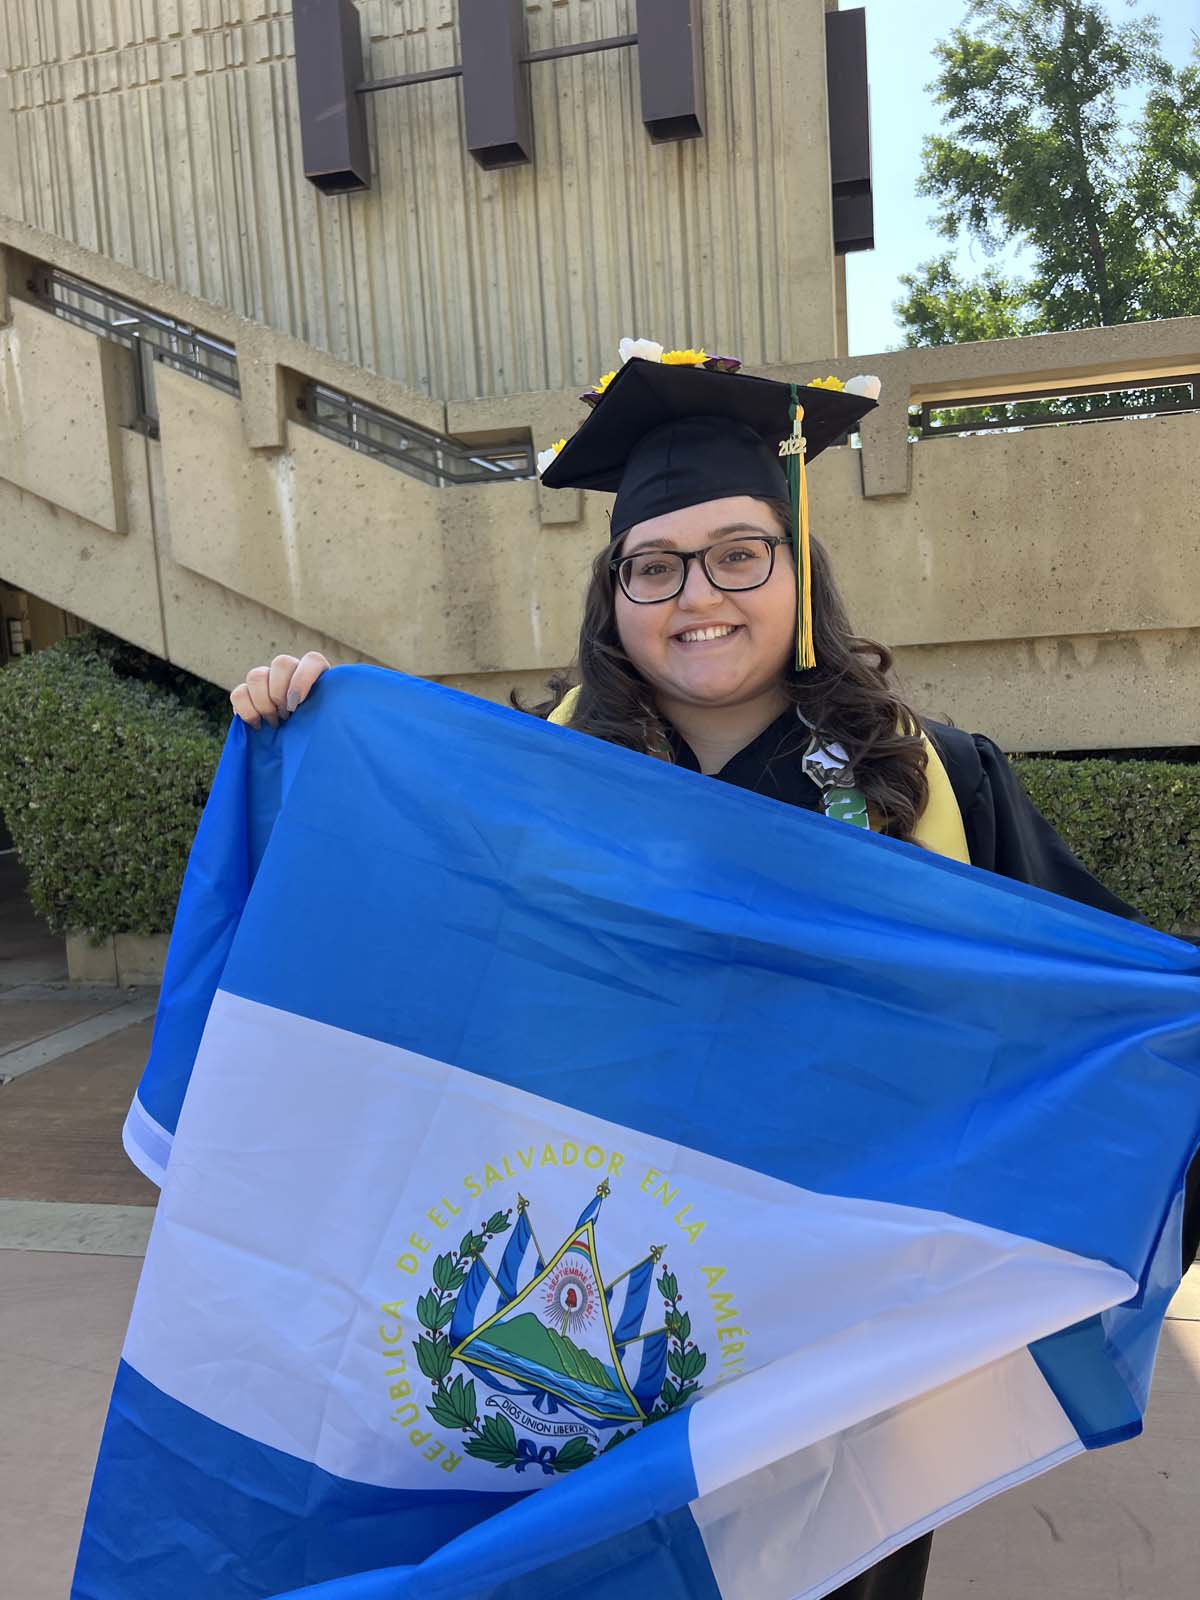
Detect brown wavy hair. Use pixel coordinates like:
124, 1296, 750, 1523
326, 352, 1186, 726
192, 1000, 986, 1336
524, 499, 930, 841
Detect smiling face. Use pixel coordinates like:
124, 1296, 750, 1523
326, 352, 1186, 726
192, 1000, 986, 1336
613, 496, 797, 711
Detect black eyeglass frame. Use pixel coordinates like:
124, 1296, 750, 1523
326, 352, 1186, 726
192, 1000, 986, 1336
609, 534, 791, 605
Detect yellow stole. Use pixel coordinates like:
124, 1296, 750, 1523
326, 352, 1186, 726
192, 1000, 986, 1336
547, 688, 970, 865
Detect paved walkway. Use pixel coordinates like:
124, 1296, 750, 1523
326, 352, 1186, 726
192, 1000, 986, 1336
0, 853, 1196, 1600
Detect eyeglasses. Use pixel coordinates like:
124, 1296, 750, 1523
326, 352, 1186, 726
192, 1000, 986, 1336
610, 534, 789, 604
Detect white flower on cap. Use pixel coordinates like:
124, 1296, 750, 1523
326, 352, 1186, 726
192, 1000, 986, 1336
618, 336, 665, 365
844, 374, 882, 400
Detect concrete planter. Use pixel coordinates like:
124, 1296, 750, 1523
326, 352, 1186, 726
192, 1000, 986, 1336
66, 932, 169, 987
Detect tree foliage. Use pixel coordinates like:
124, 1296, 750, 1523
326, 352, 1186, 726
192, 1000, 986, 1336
894, 255, 1041, 347
896, 0, 1200, 345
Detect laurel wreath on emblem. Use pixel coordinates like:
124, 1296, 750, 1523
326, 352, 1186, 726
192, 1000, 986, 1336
413, 1194, 707, 1475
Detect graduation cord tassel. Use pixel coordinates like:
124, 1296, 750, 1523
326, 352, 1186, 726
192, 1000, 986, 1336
798, 415, 814, 671
782, 385, 816, 671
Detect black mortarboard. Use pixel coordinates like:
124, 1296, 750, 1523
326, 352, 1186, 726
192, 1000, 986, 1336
539, 355, 879, 667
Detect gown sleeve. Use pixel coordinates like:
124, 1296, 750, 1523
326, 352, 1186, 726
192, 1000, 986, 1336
954, 731, 1139, 920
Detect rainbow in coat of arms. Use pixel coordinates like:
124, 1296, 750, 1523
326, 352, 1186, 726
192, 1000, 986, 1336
413, 1181, 707, 1475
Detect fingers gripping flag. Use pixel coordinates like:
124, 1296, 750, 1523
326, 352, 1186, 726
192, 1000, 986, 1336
76, 668, 1200, 1600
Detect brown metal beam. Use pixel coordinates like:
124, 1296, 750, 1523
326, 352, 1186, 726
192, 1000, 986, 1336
825, 8, 874, 253
524, 34, 637, 66
294, 0, 371, 194
636, 0, 705, 143
460, 0, 534, 169
358, 64, 463, 96
358, 33, 639, 94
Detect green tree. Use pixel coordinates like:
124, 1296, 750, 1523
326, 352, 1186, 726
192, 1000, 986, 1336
896, 0, 1200, 346
894, 255, 1041, 346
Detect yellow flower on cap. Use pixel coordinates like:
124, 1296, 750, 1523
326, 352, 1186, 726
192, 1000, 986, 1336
578, 341, 743, 408
535, 438, 568, 477
807, 375, 846, 391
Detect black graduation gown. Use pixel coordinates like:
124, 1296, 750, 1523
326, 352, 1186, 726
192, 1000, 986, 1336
669, 711, 1198, 1600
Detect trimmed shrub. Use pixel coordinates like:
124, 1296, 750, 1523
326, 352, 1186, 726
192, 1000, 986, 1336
0, 637, 225, 937
1014, 757, 1200, 933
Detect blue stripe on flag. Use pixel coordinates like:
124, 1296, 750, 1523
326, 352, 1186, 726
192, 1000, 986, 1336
282, 1505, 725, 1600
136, 709, 319, 1137
1031, 1183, 1187, 1448
271, 1400, 712, 1600
71, 1362, 526, 1600
1028, 1315, 1142, 1450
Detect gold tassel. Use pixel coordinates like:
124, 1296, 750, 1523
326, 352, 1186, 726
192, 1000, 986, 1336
781, 391, 816, 671
797, 422, 815, 670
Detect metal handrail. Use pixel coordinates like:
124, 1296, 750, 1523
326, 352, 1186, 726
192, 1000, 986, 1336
915, 374, 1200, 439
35, 268, 239, 435
32, 266, 534, 484
298, 383, 534, 487
38, 269, 239, 387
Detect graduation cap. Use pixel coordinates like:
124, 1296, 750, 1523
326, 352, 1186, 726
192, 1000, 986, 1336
539, 346, 880, 669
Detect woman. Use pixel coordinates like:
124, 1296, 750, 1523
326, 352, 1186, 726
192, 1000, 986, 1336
231, 345, 1194, 1600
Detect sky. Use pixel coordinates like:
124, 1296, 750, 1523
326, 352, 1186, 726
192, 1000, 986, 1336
844, 0, 1200, 355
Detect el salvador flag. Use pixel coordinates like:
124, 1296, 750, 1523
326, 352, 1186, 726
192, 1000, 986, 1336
75, 667, 1200, 1600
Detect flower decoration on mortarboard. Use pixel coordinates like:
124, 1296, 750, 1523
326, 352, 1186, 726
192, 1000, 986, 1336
535, 437, 568, 478
580, 335, 743, 408
844, 373, 882, 399
806, 373, 882, 400
578, 369, 619, 406
618, 336, 664, 364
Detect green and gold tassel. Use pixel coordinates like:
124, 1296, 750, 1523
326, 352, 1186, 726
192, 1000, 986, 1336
783, 384, 815, 671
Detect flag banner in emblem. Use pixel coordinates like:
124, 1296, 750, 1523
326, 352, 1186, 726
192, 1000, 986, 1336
76, 668, 1200, 1600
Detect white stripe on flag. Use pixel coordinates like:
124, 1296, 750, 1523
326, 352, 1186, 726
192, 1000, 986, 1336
690, 1346, 1080, 1600
122, 1095, 173, 1187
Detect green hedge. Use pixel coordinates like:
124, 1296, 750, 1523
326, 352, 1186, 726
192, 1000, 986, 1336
1015, 757, 1200, 933
75, 627, 233, 727
0, 637, 225, 938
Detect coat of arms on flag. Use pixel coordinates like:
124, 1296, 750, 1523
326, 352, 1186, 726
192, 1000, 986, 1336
72, 669, 1200, 1600
407, 1180, 705, 1476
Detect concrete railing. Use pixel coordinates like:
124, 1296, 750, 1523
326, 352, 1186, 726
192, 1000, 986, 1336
2, 218, 1199, 748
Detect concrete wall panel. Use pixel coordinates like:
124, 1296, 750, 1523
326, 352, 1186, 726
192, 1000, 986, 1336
144, 446, 364, 693
0, 300, 127, 533
0, 427, 162, 656
0, 423, 368, 694
155, 363, 598, 675
813, 412, 1200, 650
892, 629, 1200, 753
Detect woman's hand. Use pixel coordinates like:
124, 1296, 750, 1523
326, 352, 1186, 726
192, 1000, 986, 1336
229, 652, 331, 729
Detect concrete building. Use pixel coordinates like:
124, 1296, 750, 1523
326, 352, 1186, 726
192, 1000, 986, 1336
0, 0, 1198, 749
